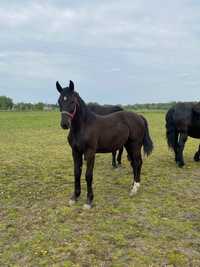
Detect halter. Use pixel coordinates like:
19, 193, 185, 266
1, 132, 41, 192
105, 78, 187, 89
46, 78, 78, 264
61, 98, 79, 120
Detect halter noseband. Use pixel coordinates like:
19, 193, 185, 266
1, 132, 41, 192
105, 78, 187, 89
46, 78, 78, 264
61, 98, 79, 120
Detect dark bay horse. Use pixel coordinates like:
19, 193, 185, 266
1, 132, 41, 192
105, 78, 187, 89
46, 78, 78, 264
87, 103, 124, 167
166, 102, 200, 167
56, 80, 153, 209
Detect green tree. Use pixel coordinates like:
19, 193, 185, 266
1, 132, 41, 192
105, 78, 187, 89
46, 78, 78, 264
34, 102, 44, 110
0, 96, 13, 110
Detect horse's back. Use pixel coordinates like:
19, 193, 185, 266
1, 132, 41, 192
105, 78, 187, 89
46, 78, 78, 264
101, 111, 146, 141
88, 104, 123, 115
96, 110, 144, 126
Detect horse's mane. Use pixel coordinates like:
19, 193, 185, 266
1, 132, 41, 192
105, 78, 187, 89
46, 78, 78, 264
74, 92, 95, 123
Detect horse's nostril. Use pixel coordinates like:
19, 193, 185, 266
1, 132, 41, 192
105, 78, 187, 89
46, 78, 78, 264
60, 122, 66, 129
61, 122, 68, 129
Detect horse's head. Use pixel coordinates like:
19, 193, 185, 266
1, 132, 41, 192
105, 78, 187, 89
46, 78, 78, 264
56, 80, 79, 129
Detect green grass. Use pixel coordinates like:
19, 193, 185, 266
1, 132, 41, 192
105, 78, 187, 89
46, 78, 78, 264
0, 111, 200, 266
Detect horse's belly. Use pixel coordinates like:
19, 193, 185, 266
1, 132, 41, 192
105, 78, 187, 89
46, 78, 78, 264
96, 144, 122, 153
96, 148, 114, 153
96, 131, 127, 153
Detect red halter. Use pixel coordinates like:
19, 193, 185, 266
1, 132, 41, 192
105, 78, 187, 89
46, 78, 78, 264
61, 98, 79, 120
62, 104, 77, 120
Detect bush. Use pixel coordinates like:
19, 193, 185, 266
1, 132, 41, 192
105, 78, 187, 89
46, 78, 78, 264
0, 96, 14, 110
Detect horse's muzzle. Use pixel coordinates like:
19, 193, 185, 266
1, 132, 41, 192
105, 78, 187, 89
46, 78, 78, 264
60, 113, 71, 129
60, 122, 69, 129
60, 119, 71, 129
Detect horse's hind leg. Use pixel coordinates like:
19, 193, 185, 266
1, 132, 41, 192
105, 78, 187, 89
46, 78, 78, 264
117, 146, 123, 166
194, 144, 200, 162
125, 142, 142, 196
112, 151, 117, 168
176, 132, 188, 167
69, 150, 83, 206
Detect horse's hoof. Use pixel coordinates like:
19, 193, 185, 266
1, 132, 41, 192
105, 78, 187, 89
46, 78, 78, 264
69, 199, 76, 206
130, 182, 140, 196
83, 203, 92, 210
177, 161, 184, 168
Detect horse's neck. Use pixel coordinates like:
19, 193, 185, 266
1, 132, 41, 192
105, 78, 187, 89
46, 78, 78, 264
71, 115, 84, 134
71, 100, 95, 134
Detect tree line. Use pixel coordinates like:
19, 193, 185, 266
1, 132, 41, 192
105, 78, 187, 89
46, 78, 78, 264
0, 96, 57, 111
124, 102, 177, 111
0, 95, 177, 111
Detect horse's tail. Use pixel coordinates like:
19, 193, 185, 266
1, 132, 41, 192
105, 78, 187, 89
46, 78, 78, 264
166, 108, 177, 150
142, 116, 153, 156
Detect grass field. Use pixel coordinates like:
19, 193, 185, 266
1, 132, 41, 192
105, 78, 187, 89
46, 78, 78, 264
0, 111, 200, 266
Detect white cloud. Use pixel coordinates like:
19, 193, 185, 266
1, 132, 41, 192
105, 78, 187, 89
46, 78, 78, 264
0, 0, 200, 103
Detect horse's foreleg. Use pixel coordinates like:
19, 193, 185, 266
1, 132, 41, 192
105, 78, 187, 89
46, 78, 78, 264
194, 144, 200, 162
176, 132, 188, 167
117, 146, 123, 166
112, 151, 117, 168
69, 150, 83, 206
84, 152, 95, 209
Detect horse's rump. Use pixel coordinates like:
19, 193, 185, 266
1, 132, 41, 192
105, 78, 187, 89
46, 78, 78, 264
94, 111, 149, 153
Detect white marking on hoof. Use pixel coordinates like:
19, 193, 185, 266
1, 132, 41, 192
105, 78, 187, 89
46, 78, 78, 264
69, 199, 76, 206
83, 204, 92, 210
130, 182, 140, 196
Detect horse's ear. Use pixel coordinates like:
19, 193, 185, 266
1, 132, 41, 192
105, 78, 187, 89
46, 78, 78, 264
56, 81, 63, 93
69, 80, 74, 92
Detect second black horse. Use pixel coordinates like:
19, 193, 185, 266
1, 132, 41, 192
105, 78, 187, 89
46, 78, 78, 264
166, 102, 200, 167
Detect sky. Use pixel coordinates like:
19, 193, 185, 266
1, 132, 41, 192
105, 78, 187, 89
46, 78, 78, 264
0, 0, 200, 104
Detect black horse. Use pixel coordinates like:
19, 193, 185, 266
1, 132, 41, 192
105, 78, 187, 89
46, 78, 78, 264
56, 80, 153, 209
166, 102, 200, 167
87, 103, 124, 167
87, 103, 123, 115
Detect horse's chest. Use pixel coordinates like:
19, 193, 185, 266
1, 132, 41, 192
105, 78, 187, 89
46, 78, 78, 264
68, 133, 85, 151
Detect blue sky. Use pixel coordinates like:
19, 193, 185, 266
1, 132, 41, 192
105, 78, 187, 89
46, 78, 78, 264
0, 0, 200, 104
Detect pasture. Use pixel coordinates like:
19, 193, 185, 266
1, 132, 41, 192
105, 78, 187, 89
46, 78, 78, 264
0, 111, 200, 266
